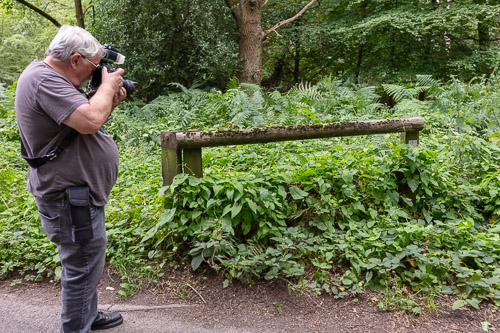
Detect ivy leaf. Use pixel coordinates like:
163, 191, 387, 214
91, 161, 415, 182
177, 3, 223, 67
231, 204, 243, 218
353, 201, 365, 212
188, 177, 203, 186
206, 198, 217, 209
233, 181, 244, 194
452, 300, 468, 310
365, 271, 373, 283
342, 277, 353, 286
290, 186, 309, 200
407, 178, 418, 192
411, 306, 422, 315
466, 298, 480, 310
483, 256, 494, 264
341, 170, 353, 183
222, 204, 232, 217
191, 254, 203, 271
213, 184, 224, 196
191, 210, 202, 220
278, 185, 287, 198
242, 218, 251, 235
246, 198, 258, 214
141, 208, 176, 243
481, 322, 492, 332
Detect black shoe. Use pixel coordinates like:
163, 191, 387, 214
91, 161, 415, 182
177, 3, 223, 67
91, 312, 123, 330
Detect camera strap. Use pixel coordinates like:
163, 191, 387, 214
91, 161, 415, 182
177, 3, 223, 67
21, 129, 78, 169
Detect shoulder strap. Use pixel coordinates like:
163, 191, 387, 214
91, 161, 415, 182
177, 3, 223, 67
21, 130, 78, 168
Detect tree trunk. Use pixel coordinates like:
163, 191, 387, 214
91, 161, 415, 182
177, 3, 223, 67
355, 44, 363, 85
477, 13, 489, 49
74, 0, 85, 28
225, 0, 317, 86
226, 0, 264, 85
294, 40, 300, 84
354, 0, 368, 84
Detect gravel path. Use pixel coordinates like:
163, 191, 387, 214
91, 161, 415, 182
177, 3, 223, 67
0, 271, 498, 333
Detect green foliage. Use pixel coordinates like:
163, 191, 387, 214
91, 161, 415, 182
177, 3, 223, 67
0, 84, 57, 281
90, 0, 238, 100
266, 0, 500, 87
0, 1, 76, 84
149, 76, 498, 309
4, 0, 499, 100
0, 33, 37, 84
1, 75, 499, 311
148, 137, 499, 308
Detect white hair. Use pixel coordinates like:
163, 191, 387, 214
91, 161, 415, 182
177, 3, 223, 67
47, 25, 102, 61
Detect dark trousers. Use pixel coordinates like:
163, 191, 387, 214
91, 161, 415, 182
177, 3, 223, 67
36, 197, 107, 333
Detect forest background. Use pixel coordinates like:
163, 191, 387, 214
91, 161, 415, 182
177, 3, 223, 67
0, 0, 499, 315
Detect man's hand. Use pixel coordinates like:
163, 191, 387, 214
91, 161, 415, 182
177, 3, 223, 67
101, 66, 124, 95
63, 67, 127, 134
112, 87, 127, 108
102, 67, 127, 108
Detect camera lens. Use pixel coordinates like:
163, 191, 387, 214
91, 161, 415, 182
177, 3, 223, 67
123, 80, 137, 96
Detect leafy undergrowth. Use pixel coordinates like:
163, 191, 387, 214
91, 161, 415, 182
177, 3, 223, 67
1, 76, 499, 313
150, 139, 499, 313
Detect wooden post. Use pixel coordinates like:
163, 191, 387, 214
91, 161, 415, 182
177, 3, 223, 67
161, 117, 424, 185
401, 130, 419, 146
161, 132, 182, 185
173, 117, 424, 149
399, 130, 420, 204
183, 148, 203, 178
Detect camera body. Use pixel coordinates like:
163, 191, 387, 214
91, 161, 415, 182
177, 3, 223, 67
86, 44, 136, 99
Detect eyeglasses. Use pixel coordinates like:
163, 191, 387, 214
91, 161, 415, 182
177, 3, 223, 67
80, 54, 99, 69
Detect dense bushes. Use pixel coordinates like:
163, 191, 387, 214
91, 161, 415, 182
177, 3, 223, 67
1, 76, 498, 311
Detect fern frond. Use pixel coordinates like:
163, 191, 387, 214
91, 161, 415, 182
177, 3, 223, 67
416, 75, 440, 88
364, 103, 384, 114
226, 77, 239, 90
294, 81, 323, 101
246, 239, 265, 257
268, 90, 283, 101
168, 82, 189, 94
316, 76, 343, 93
230, 90, 265, 128
383, 84, 420, 103
240, 82, 262, 94
431, 97, 453, 112
337, 86, 354, 98
357, 86, 380, 103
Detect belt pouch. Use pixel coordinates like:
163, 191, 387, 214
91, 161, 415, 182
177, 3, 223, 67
66, 186, 93, 242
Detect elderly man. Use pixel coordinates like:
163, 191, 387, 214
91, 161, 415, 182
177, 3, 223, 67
15, 25, 126, 332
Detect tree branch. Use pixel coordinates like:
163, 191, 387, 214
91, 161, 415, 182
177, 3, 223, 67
74, 0, 85, 28
13, 0, 61, 27
263, 0, 317, 37
224, 0, 241, 22
83, 5, 95, 27
224, 0, 240, 15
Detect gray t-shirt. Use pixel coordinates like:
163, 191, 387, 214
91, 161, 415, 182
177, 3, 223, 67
15, 60, 119, 206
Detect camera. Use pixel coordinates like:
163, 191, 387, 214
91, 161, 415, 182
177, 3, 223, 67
86, 44, 137, 99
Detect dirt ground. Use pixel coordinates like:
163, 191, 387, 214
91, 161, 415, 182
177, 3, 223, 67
1, 266, 498, 333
